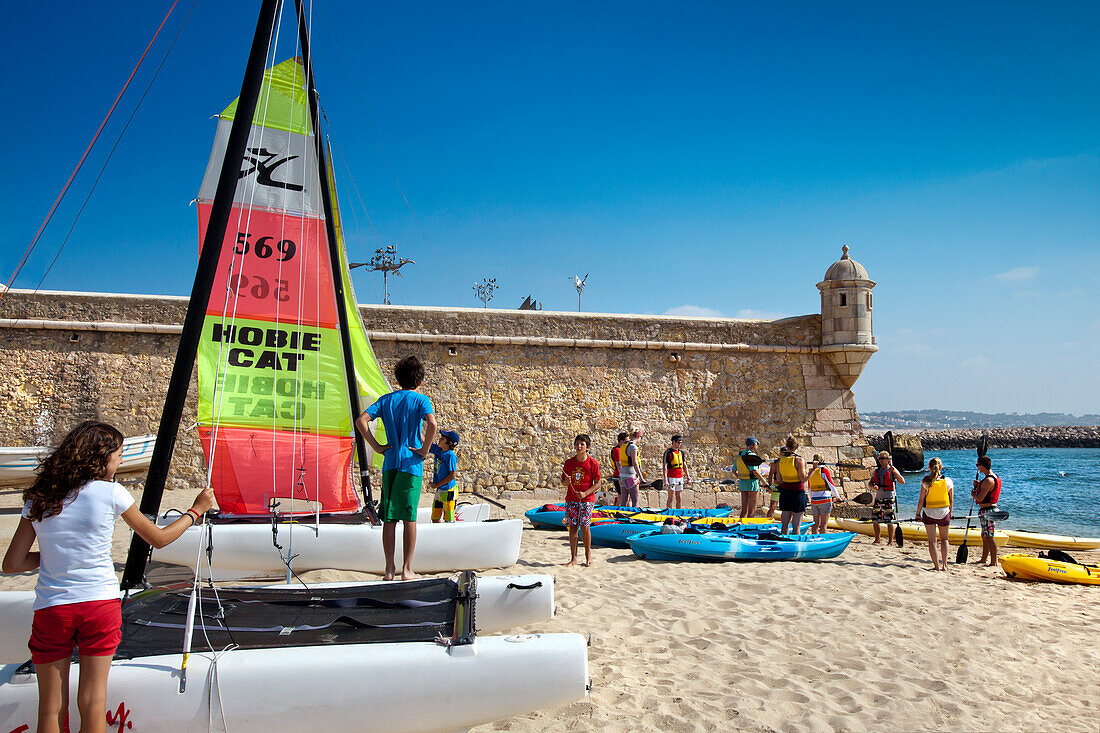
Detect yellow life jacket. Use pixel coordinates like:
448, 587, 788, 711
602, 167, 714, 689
778, 454, 801, 483
808, 467, 829, 490
615, 444, 631, 468
925, 478, 950, 508
735, 451, 757, 480
668, 450, 684, 470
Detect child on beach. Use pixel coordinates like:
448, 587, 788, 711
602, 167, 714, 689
915, 457, 953, 571
807, 455, 836, 534
663, 435, 690, 509
355, 355, 438, 580
614, 430, 644, 508
973, 456, 1003, 566
869, 451, 905, 546
429, 430, 460, 523
609, 432, 627, 505
775, 436, 810, 534
735, 436, 765, 519
2, 421, 213, 733
561, 434, 601, 567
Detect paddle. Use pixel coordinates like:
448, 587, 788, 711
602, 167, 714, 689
893, 489, 904, 548
956, 434, 989, 564
852, 491, 874, 505
953, 509, 1008, 522
470, 491, 506, 510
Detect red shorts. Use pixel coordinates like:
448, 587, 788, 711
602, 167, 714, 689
29, 598, 122, 664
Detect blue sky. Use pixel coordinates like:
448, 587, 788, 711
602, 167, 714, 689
2, 2, 1098, 414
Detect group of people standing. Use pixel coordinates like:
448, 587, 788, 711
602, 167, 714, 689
736, 435, 839, 535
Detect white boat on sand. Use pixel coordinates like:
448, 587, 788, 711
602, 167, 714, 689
0, 434, 156, 486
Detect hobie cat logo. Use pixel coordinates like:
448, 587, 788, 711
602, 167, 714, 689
239, 147, 304, 192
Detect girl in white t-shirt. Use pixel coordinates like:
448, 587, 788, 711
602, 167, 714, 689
2, 421, 213, 733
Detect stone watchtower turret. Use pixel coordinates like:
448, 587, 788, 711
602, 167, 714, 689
817, 245, 877, 388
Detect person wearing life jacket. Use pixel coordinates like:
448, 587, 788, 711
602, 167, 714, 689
807, 454, 836, 534
663, 435, 691, 509
615, 429, 645, 508
735, 437, 765, 520
775, 435, 810, 535
608, 432, 628, 505
973, 455, 1003, 567
869, 451, 906, 546
915, 457, 954, 571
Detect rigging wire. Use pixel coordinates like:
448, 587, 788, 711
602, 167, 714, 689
1, 0, 183, 299
34, 0, 201, 292
317, 12, 468, 307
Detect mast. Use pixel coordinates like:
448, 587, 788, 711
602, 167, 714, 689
121, 0, 284, 590
294, 0, 379, 523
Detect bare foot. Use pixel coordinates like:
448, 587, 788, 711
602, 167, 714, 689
580, 561, 589, 567
563, 559, 577, 567
872, 540, 881, 545
383, 569, 396, 581
401, 570, 420, 581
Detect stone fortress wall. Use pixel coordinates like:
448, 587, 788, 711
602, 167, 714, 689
0, 249, 881, 506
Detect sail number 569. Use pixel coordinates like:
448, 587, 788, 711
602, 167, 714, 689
234, 232, 296, 261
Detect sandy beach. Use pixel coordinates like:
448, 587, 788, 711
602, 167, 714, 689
2, 487, 1097, 733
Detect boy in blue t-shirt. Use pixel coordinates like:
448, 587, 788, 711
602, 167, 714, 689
355, 355, 437, 581
429, 430, 460, 523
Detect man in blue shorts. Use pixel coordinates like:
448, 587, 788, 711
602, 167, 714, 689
356, 355, 437, 580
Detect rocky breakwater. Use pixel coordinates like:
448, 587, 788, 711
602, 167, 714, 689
875, 426, 1100, 450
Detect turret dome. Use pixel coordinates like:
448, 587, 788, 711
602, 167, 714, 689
823, 245, 869, 282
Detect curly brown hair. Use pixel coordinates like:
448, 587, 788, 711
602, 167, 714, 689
23, 421, 124, 521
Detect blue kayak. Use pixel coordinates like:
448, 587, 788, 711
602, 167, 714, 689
628, 530, 855, 562
591, 519, 810, 548
589, 520, 663, 548
524, 504, 731, 530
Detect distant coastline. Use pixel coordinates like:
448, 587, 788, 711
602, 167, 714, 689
865, 426, 1100, 450
862, 409, 1100, 430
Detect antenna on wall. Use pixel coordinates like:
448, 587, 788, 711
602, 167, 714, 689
350, 244, 414, 305
572, 273, 588, 312
473, 277, 497, 308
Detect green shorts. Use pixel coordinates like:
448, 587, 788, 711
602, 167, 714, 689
380, 470, 422, 522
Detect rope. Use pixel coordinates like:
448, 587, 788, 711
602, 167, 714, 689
317, 14, 467, 307
2, 0, 182, 298
33, 0, 200, 293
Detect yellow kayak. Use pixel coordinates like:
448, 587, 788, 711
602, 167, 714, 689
999, 553, 1100, 585
832, 517, 1008, 547
1002, 531, 1100, 551
688, 517, 778, 527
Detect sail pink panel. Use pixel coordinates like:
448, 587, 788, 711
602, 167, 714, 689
199, 426, 357, 516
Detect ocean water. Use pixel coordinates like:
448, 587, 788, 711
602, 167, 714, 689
889, 448, 1100, 538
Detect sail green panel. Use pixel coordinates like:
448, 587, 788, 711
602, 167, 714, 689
221, 58, 312, 135
197, 315, 353, 434
325, 146, 391, 467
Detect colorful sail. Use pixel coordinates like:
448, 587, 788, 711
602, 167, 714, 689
195, 58, 388, 516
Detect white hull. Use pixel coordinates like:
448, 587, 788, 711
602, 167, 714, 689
0, 633, 589, 733
0, 574, 555, 664
0, 434, 156, 486
151, 515, 523, 575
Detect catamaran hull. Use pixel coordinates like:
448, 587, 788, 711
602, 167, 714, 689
0, 574, 555, 665
151, 518, 523, 575
0, 633, 589, 733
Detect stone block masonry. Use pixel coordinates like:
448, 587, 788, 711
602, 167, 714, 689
0, 291, 877, 504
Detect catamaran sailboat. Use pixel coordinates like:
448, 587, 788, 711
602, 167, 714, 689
0, 2, 586, 730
